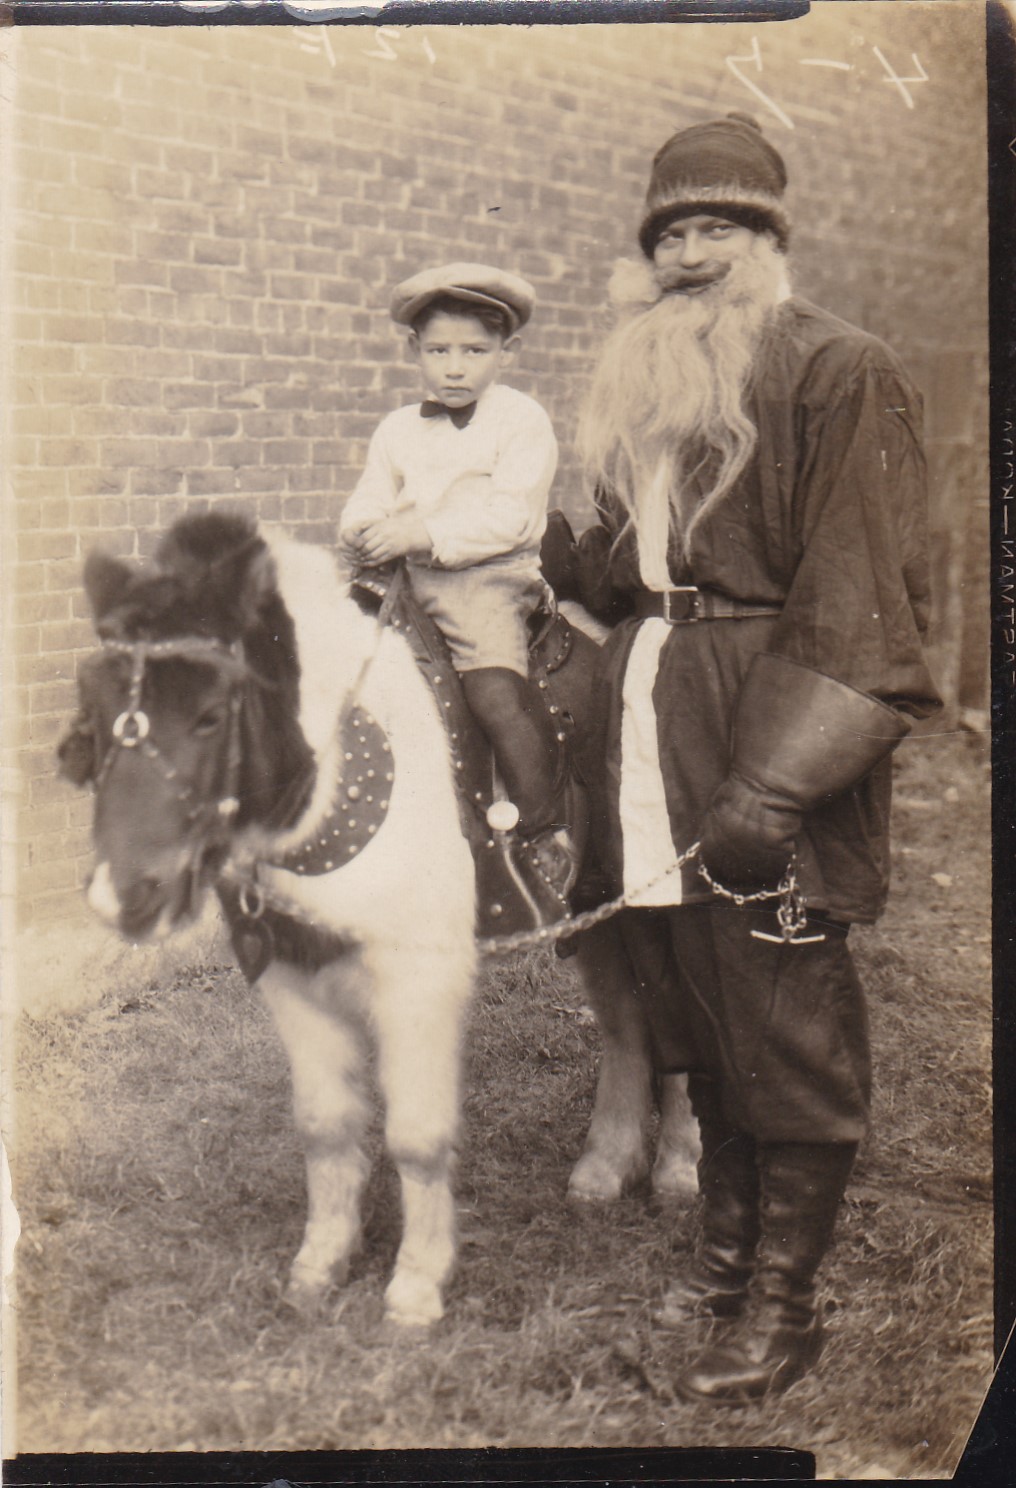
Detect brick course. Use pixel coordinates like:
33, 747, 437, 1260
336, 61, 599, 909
4, 9, 989, 925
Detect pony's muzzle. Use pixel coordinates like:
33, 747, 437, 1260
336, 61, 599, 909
87, 859, 181, 940
118, 875, 171, 937
86, 861, 124, 928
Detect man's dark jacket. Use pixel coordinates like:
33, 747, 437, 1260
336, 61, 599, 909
575, 297, 942, 923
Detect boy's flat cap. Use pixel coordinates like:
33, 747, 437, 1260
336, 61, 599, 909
390, 262, 535, 333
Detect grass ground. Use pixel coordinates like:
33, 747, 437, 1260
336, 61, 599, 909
8, 730, 992, 1477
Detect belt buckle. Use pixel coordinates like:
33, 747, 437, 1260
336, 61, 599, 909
662, 586, 699, 624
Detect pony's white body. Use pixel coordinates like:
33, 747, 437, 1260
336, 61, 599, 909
239, 532, 476, 1325
255, 535, 476, 957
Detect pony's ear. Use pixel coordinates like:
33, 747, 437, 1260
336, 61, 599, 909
57, 710, 97, 786
84, 551, 134, 621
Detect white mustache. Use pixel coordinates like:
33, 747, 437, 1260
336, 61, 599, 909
658, 265, 732, 294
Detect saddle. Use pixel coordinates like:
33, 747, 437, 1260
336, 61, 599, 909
351, 567, 589, 940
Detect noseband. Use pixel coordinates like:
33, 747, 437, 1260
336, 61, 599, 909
96, 636, 249, 854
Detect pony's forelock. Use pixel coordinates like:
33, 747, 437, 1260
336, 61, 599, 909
155, 510, 260, 573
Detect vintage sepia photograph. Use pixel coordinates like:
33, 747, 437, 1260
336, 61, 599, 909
1, 1, 998, 1478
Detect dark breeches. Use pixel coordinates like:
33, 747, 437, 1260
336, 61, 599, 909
619, 903, 871, 1144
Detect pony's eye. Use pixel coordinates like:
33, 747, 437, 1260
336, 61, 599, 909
193, 708, 225, 736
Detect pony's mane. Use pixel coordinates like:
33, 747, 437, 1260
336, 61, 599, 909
156, 508, 259, 572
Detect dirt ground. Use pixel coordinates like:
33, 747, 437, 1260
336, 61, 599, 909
7, 726, 993, 1478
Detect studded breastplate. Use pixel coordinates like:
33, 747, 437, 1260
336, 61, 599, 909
274, 705, 393, 876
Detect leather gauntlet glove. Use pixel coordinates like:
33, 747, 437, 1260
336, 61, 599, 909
700, 772, 802, 889
699, 654, 910, 892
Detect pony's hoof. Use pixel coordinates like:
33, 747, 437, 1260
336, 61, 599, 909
567, 1150, 648, 1204
282, 1260, 344, 1316
384, 1271, 444, 1328
650, 1152, 700, 1202
282, 1278, 328, 1316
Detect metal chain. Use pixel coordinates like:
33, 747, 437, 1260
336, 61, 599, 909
696, 857, 825, 945
220, 837, 823, 960
476, 846, 826, 954
474, 840, 705, 956
695, 857, 789, 908
218, 844, 700, 959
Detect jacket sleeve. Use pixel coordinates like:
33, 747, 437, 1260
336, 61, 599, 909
423, 404, 558, 569
338, 422, 400, 536
767, 353, 941, 719
563, 487, 636, 623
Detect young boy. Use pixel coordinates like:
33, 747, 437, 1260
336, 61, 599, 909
338, 262, 578, 906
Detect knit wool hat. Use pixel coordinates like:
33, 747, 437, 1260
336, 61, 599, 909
638, 113, 790, 258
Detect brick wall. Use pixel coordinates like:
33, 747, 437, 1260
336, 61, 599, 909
4, 6, 989, 926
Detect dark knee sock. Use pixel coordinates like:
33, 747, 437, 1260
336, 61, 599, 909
460, 667, 561, 833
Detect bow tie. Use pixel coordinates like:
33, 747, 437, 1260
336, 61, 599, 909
420, 399, 477, 430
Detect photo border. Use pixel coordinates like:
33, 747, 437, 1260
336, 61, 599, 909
3, 1, 1012, 1481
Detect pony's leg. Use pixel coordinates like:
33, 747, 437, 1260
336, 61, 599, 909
371, 944, 471, 1327
651, 1070, 702, 1199
260, 961, 370, 1311
567, 919, 655, 1203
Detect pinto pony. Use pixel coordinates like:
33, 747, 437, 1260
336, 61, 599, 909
59, 513, 698, 1325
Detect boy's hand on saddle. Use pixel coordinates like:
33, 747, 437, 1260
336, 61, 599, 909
338, 526, 368, 563
353, 514, 432, 566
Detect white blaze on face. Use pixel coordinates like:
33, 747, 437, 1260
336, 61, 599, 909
87, 861, 122, 926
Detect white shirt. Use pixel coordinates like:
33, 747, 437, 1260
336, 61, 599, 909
340, 383, 558, 571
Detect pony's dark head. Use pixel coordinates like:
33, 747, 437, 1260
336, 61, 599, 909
59, 512, 315, 940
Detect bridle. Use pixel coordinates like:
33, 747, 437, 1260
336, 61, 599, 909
95, 637, 251, 899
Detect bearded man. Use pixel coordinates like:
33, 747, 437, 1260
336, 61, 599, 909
555, 114, 942, 1403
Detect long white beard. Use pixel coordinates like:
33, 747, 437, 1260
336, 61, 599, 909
577, 237, 790, 579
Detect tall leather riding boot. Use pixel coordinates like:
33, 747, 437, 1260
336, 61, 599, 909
459, 666, 561, 831
461, 665, 580, 909
656, 1077, 760, 1327
678, 1141, 857, 1404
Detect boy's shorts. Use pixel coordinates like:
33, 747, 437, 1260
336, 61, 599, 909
407, 556, 546, 676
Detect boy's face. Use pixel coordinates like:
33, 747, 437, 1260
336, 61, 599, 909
409, 309, 519, 408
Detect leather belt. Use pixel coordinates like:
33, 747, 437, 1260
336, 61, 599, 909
634, 587, 783, 624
